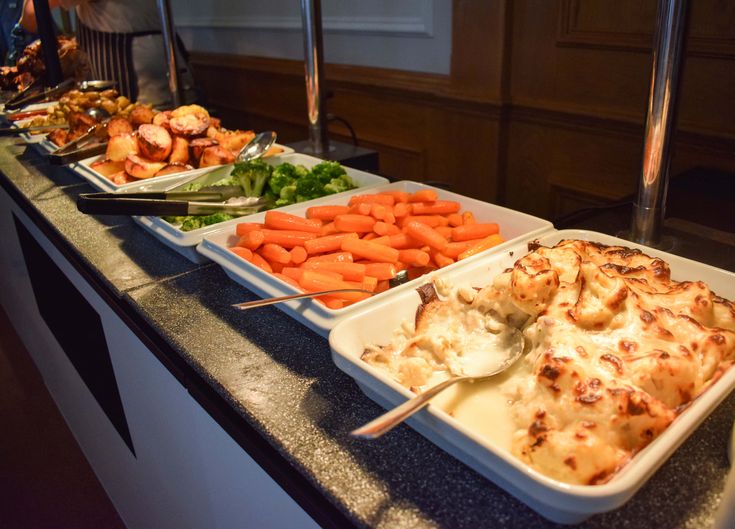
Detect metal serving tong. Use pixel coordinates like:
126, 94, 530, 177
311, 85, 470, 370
5, 78, 76, 111
77, 186, 269, 217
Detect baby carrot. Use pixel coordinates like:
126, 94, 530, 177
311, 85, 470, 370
443, 239, 484, 258
398, 248, 430, 267
249, 252, 273, 273
303, 261, 366, 282
435, 226, 453, 239
370, 203, 396, 224
362, 232, 378, 240
305, 251, 353, 263
447, 213, 463, 227
411, 200, 461, 216
452, 222, 500, 242
348, 202, 372, 216
319, 221, 340, 236
342, 237, 400, 263
259, 243, 291, 264
304, 232, 359, 254
273, 272, 301, 289
386, 232, 418, 249
229, 246, 253, 260
315, 296, 346, 310
400, 215, 448, 228
393, 202, 411, 218
431, 250, 454, 268
305, 205, 350, 221
290, 245, 308, 264
462, 211, 476, 225
264, 210, 321, 233
380, 190, 410, 202
298, 270, 372, 302
373, 221, 401, 236
236, 222, 264, 236
261, 229, 317, 248
408, 189, 438, 203
283, 266, 342, 281
238, 230, 265, 250
349, 194, 395, 206
334, 214, 376, 233
362, 262, 397, 280
458, 233, 505, 260
404, 220, 448, 252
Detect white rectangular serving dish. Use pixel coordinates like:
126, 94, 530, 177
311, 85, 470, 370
197, 181, 553, 335
328, 228, 735, 524
71, 143, 295, 193
146, 153, 390, 263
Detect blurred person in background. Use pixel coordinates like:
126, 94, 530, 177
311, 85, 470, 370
21, 0, 195, 106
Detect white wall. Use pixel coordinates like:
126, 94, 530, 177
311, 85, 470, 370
171, 0, 452, 75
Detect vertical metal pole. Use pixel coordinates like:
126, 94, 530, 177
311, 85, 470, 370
156, 0, 181, 107
300, 0, 329, 154
32, 0, 62, 86
630, 0, 688, 246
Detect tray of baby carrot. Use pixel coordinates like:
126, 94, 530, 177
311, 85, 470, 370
196, 181, 554, 336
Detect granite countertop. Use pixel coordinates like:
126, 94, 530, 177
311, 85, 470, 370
1, 138, 733, 529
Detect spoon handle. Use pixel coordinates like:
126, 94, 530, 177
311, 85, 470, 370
350, 376, 466, 439
232, 288, 373, 310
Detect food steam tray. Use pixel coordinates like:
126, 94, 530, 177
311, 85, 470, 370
197, 181, 553, 335
136, 153, 390, 263
328, 229, 735, 523
71, 143, 294, 193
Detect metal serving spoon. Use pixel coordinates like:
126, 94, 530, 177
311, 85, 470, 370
232, 270, 410, 310
350, 325, 525, 439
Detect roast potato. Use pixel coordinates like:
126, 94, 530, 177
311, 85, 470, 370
106, 133, 139, 162
199, 145, 236, 168
124, 154, 166, 179
137, 124, 173, 162
109, 170, 135, 186
152, 110, 172, 130
169, 104, 210, 136
189, 137, 218, 161
90, 158, 126, 177
213, 129, 255, 154
106, 117, 133, 137
168, 136, 190, 165
129, 105, 156, 126
155, 163, 194, 177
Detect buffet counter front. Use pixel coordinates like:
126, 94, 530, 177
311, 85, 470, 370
1, 137, 734, 529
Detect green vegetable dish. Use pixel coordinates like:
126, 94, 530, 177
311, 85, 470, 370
163, 160, 358, 232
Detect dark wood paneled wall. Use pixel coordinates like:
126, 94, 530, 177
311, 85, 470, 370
190, 0, 735, 221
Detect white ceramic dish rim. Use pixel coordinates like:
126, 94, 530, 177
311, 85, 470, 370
328, 228, 735, 517
71, 143, 295, 193
197, 180, 554, 337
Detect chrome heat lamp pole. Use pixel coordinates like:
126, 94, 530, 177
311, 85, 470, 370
156, 0, 181, 107
630, 0, 689, 246
300, 0, 329, 154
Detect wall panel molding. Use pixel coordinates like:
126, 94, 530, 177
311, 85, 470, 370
556, 0, 735, 59
176, 1, 434, 37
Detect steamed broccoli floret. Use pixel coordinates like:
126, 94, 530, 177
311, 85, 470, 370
294, 172, 324, 202
231, 160, 272, 197
267, 163, 297, 196
323, 174, 356, 195
178, 213, 235, 232
278, 184, 297, 205
180, 217, 205, 231
310, 161, 347, 185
